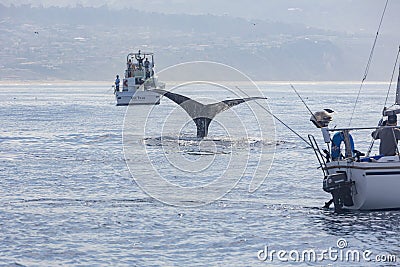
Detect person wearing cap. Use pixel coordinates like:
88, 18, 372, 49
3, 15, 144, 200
371, 114, 400, 156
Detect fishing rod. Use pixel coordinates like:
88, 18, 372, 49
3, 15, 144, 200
290, 84, 313, 115
348, 0, 389, 126
290, 84, 333, 156
290, 84, 323, 127
235, 86, 312, 147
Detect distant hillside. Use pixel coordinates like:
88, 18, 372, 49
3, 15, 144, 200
0, 4, 397, 81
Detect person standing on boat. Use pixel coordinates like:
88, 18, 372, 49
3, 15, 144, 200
127, 59, 133, 77
144, 58, 150, 69
115, 75, 120, 93
371, 114, 400, 156
144, 58, 151, 79
135, 51, 145, 70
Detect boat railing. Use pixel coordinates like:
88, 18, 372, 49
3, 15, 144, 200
308, 134, 328, 176
324, 126, 400, 160
327, 126, 400, 132
134, 69, 145, 76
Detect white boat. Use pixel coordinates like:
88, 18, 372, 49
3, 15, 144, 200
309, 63, 400, 211
114, 51, 164, 106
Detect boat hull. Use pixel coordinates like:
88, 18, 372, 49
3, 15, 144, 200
325, 157, 400, 210
115, 90, 160, 106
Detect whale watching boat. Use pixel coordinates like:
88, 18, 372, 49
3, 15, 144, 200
114, 50, 164, 105
309, 57, 400, 212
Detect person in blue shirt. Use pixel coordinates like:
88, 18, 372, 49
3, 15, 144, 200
115, 75, 120, 93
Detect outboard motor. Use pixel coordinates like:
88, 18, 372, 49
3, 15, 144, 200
310, 109, 334, 128
323, 172, 354, 212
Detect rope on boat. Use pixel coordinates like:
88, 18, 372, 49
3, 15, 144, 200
384, 46, 400, 107
234, 86, 312, 147
348, 0, 389, 126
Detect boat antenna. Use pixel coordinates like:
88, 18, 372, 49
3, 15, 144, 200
348, 0, 389, 126
235, 86, 312, 147
383, 46, 400, 107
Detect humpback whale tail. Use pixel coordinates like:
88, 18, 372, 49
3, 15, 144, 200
151, 89, 267, 138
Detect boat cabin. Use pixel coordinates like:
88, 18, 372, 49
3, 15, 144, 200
123, 50, 155, 91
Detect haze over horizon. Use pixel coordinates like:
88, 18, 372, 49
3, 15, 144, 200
3, 0, 399, 32
1, 0, 399, 81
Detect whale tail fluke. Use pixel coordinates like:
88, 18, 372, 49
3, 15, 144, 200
211, 97, 268, 114
151, 89, 267, 138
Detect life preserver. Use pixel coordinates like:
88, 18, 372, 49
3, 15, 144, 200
123, 79, 128, 87
331, 132, 354, 160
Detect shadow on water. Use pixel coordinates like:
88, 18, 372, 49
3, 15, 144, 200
309, 207, 400, 252
312, 207, 400, 234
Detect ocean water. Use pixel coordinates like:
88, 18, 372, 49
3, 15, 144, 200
0, 82, 399, 266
